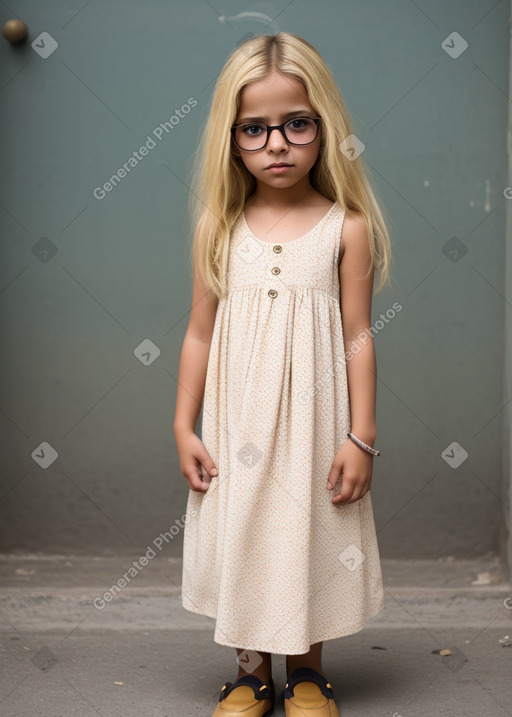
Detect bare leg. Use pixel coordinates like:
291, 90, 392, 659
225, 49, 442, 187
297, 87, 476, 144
286, 641, 323, 678
235, 648, 272, 683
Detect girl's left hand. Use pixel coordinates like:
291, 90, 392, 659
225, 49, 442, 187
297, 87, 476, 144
326, 439, 374, 505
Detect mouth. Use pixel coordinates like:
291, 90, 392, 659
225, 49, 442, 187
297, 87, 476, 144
267, 163, 293, 168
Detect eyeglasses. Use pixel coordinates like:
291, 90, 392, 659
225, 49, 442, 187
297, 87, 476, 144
231, 116, 321, 151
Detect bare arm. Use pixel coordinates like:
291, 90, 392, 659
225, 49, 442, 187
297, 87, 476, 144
339, 210, 377, 446
173, 264, 219, 491
173, 265, 218, 435
327, 210, 377, 504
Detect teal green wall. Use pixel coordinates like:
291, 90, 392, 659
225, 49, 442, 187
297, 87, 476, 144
0, 1, 509, 563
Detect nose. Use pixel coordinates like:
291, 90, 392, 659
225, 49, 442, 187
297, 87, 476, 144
267, 126, 288, 150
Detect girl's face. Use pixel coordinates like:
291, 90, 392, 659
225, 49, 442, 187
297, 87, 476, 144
232, 71, 321, 190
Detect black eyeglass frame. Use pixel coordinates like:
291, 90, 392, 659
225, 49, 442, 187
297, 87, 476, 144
231, 117, 322, 151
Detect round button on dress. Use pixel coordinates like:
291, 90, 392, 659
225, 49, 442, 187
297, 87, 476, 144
181, 201, 385, 655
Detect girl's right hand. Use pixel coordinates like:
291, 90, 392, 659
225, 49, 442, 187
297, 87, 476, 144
174, 429, 218, 493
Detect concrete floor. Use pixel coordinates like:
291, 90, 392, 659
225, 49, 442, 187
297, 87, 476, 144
0, 554, 511, 716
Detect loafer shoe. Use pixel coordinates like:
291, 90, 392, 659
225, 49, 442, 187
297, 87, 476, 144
212, 674, 275, 716
284, 667, 340, 716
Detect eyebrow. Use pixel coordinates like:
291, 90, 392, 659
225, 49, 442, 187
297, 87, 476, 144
237, 110, 313, 123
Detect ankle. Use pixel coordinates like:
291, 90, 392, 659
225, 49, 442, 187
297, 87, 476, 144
235, 650, 272, 683
237, 668, 272, 683
286, 663, 323, 679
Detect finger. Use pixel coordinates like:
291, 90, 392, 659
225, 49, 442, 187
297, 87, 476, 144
326, 465, 341, 490
331, 477, 357, 504
333, 484, 367, 504
198, 465, 211, 484
331, 491, 354, 504
197, 448, 218, 480
186, 465, 210, 492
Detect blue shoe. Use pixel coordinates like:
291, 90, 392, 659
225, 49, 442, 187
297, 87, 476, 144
212, 674, 275, 716
284, 667, 340, 716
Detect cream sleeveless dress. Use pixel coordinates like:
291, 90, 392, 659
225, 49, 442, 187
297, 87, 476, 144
181, 201, 385, 655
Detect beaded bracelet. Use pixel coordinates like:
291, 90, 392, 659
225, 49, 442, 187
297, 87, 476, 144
347, 432, 381, 456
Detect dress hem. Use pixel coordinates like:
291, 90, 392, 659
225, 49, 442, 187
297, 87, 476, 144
181, 598, 386, 655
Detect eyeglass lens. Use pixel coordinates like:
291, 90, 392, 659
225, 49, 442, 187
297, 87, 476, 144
234, 118, 318, 150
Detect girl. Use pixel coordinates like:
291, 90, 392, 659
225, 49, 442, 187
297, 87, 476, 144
174, 32, 391, 717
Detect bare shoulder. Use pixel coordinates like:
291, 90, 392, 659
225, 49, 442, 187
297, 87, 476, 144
338, 209, 374, 327
188, 261, 219, 343
339, 209, 369, 258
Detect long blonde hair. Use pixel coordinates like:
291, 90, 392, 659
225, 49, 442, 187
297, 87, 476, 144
188, 32, 392, 299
